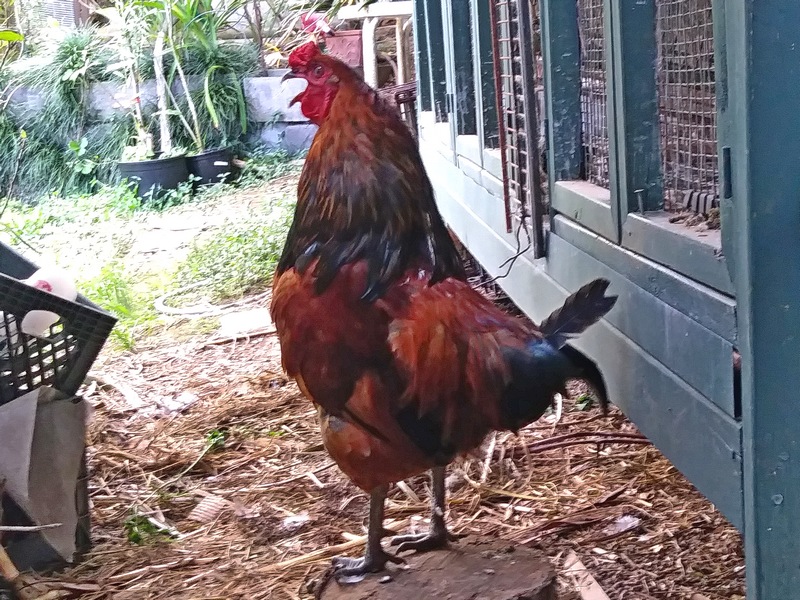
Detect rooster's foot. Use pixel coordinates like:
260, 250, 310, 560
330, 548, 404, 583
389, 525, 459, 554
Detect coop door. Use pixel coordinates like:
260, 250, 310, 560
539, 0, 732, 295
488, 0, 546, 258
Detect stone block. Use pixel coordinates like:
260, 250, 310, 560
244, 76, 309, 124
254, 123, 317, 154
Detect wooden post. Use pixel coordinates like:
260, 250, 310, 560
395, 18, 406, 84
362, 17, 379, 88
724, 1, 800, 598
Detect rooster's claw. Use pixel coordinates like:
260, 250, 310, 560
389, 528, 459, 554
330, 549, 404, 583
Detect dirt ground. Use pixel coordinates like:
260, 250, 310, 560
14, 178, 745, 600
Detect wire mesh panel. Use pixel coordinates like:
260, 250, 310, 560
656, 0, 718, 214
577, 0, 610, 188
489, 0, 546, 257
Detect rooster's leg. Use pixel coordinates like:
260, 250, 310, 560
331, 484, 404, 581
390, 466, 458, 553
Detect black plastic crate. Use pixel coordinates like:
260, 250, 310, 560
0, 244, 117, 405
0, 242, 116, 571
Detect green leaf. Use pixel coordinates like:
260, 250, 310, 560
231, 72, 247, 134
575, 394, 595, 411
133, 0, 164, 8
0, 29, 24, 43
203, 65, 223, 129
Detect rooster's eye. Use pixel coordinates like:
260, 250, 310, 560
313, 64, 325, 77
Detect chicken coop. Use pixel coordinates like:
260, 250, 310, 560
412, 0, 800, 597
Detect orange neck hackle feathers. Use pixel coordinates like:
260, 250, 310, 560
276, 49, 466, 301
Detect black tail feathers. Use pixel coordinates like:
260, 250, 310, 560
539, 278, 618, 349
498, 278, 617, 431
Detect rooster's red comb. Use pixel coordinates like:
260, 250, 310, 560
289, 41, 321, 69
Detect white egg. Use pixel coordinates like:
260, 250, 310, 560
19, 267, 78, 337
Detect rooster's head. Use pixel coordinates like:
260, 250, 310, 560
283, 41, 352, 126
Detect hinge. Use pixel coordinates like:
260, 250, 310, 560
445, 92, 455, 114
722, 146, 732, 200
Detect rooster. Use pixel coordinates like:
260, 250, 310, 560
270, 41, 618, 581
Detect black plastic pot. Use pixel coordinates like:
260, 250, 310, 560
187, 148, 240, 187
118, 154, 190, 199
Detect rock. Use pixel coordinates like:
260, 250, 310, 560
253, 123, 317, 154
318, 536, 556, 600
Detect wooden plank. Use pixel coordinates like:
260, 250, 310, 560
418, 110, 437, 151
551, 181, 616, 242
548, 233, 736, 418
602, 0, 622, 242
479, 168, 504, 202
411, 0, 432, 112
482, 148, 503, 180
569, 310, 743, 531
554, 215, 737, 344
456, 135, 482, 166
423, 145, 743, 529
622, 212, 734, 297
607, 0, 663, 220
431, 122, 454, 154
563, 551, 611, 600
439, 0, 456, 155
423, 145, 527, 253
539, 0, 582, 181
724, 3, 800, 598
424, 143, 737, 346
457, 154, 484, 188
336, 1, 413, 19
515, 0, 546, 258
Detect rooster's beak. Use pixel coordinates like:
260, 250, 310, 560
282, 71, 298, 83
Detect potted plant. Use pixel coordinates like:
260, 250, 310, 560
101, 1, 190, 200
165, 0, 248, 187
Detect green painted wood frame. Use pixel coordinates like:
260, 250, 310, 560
443, 0, 476, 138
422, 0, 447, 121
415, 0, 800, 596
540, 0, 734, 297
470, 0, 498, 152
723, 2, 800, 598
411, 0, 432, 112
420, 140, 743, 528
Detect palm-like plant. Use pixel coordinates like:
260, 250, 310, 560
160, 0, 250, 150
0, 0, 23, 71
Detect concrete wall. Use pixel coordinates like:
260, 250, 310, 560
243, 70, 317, 154
5, 71, 317, 155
